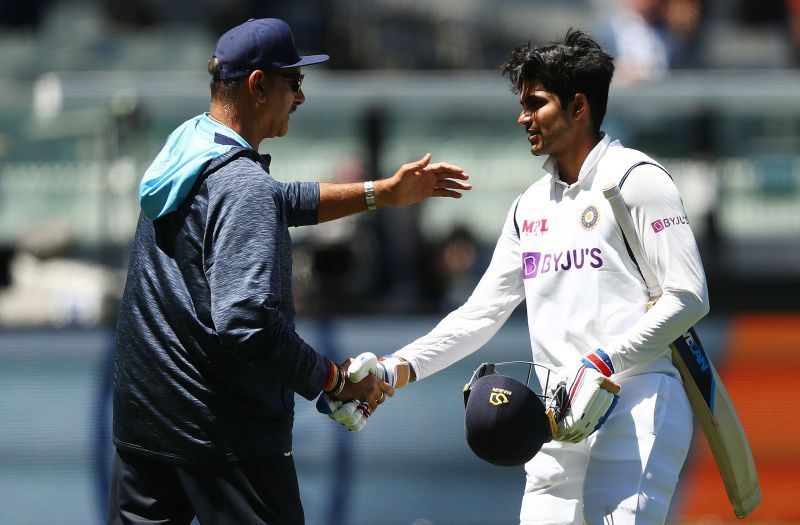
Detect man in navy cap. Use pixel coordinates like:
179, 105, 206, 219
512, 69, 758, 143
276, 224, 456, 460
108, 18, 471, 525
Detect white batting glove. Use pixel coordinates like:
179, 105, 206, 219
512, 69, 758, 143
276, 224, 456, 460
316, 352, 380, 432
553, 349, 621, 443
348, 352, 379, 383
316, 394, 371, 431
376, 355, 413, 389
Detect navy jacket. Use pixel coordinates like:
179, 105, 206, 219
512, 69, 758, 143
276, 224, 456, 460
113, 148, 329, 463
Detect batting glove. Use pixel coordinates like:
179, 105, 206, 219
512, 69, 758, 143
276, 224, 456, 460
316, 395, 371, 432
553, 349, 620, 443
376, 355, 413, 389
316, 352, 380, 432
582, 348, 615, 378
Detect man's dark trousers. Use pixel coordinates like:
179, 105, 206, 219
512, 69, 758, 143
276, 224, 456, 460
107, 448, 304, 525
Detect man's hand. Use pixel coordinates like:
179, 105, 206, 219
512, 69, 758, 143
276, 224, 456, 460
552, 350, 621, 443
316, 154, 470, 222
335, 353, 394, 413
375, 154, 471, 207
317, 352, 394, 431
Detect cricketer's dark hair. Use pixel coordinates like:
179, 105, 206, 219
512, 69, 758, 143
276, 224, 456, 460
501, 29, 615, 133
208, 56, 245, 102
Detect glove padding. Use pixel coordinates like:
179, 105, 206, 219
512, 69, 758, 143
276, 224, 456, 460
316, 395, 371, 432
376, 355, 412, 389
316, 352, 379, 432
552, 350, 620, 443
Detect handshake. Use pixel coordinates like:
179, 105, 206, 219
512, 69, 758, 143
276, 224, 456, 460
316, 352, 411, 431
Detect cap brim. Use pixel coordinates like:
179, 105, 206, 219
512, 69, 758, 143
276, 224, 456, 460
282, 54, 330, 68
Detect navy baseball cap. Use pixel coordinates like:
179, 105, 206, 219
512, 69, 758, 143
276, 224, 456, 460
212, 18, 329, 79
464, 374, 553, 467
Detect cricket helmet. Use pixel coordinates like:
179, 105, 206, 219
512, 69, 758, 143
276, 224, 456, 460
463, 362, 565, 467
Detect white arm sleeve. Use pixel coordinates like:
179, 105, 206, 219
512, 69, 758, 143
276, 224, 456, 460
607, 165, 710, 372
394, 199, 526, 380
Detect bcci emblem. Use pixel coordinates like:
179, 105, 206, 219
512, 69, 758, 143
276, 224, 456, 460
489, 387, 511, 406
580, 205, 599, 231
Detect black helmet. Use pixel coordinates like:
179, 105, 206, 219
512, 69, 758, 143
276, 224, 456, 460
463, 362, 565, 467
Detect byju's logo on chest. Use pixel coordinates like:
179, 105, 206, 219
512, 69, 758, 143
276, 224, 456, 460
522, 252, 542, 278
522, 248, 603, 279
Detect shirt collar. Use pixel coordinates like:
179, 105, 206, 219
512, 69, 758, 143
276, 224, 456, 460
544, 132, 616, 187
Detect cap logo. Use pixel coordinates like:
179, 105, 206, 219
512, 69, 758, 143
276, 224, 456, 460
489, 387, 512, 406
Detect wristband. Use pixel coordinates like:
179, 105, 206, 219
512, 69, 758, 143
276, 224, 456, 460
322, 361, 338, 392
330, 369, 346, 397
364, 181, 377, 210
582, 349, 615, 377
323, 362, 346, 397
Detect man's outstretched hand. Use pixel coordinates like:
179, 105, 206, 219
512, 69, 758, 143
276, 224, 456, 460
375, 153, 471, 207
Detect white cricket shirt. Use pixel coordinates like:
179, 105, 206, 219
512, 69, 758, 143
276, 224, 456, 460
396, 134, 709, 381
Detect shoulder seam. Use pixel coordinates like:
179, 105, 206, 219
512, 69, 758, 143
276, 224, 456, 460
618, 161, 672, 189
615, 160, 673, 289
512, 189, 529, 238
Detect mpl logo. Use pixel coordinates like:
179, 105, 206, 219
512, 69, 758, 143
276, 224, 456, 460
521, 218, 549, 236
651, 215, 689, 234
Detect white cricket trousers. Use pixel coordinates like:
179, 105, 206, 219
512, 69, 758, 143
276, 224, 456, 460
519, 373, 692, 525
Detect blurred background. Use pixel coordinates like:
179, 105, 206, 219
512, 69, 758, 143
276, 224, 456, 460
1, 0, 799, 523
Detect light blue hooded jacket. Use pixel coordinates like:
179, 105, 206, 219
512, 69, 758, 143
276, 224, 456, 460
139, 113, 252, 219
